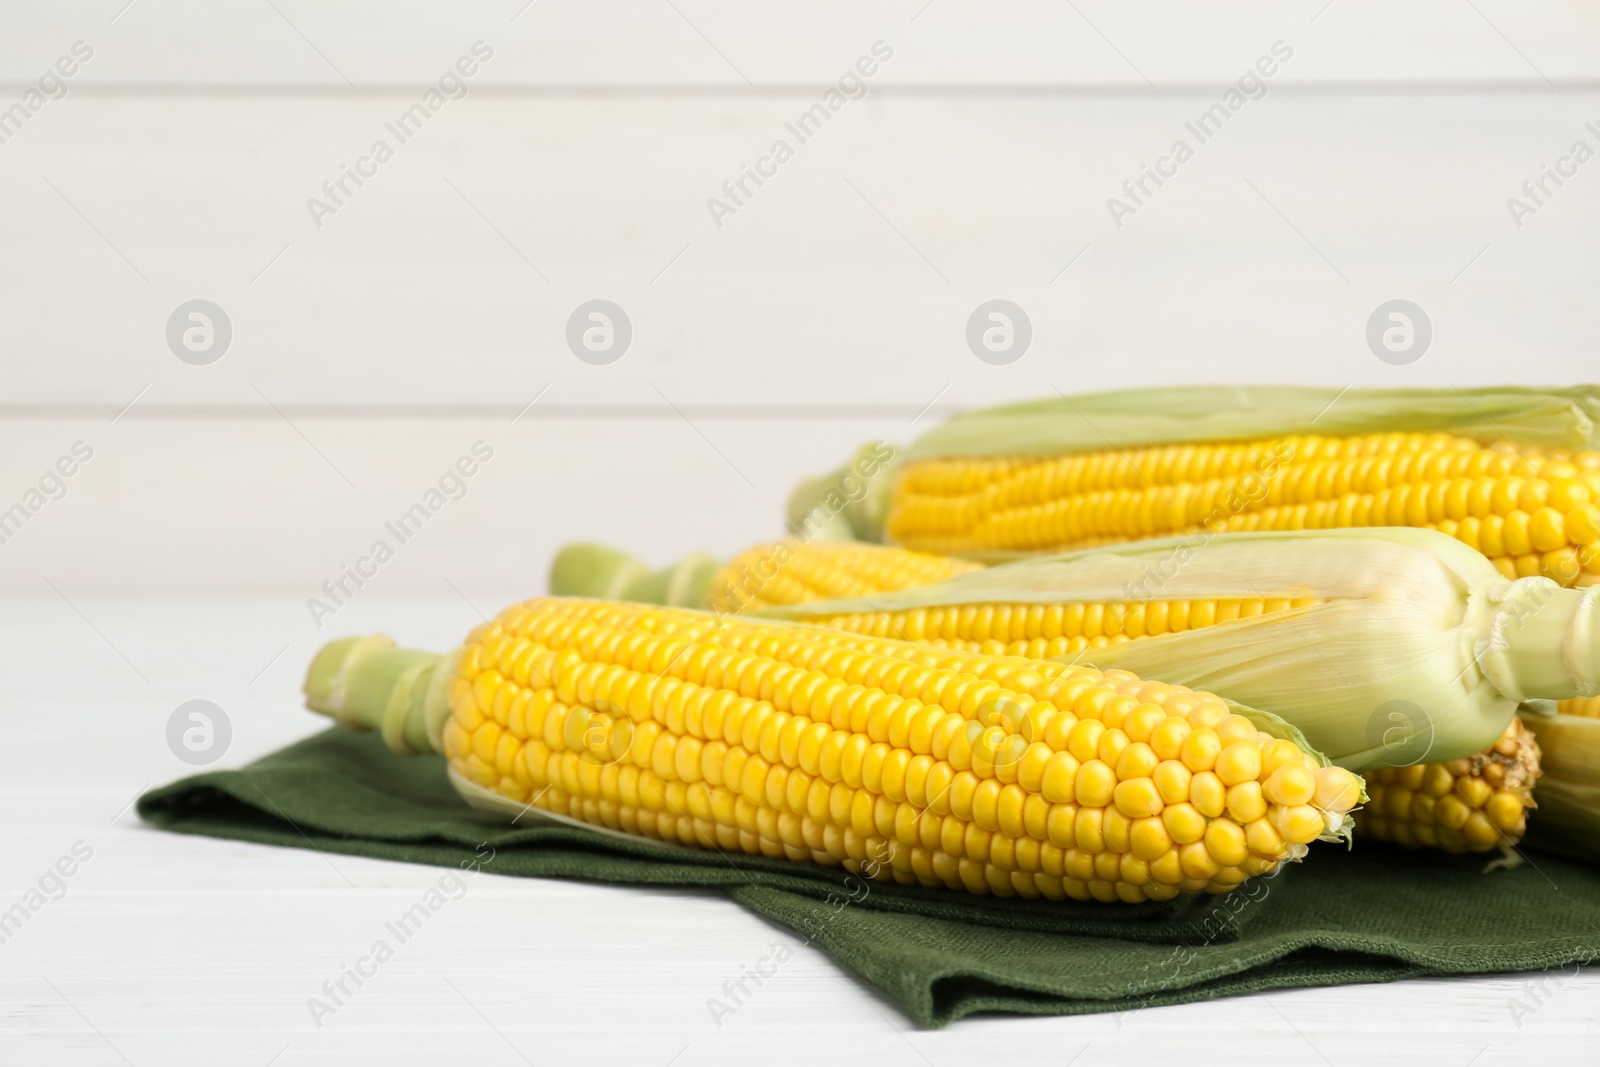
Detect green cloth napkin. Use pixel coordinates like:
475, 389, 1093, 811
139, 728, 1600, 1027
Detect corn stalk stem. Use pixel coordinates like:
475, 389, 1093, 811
303, 635, 450, 755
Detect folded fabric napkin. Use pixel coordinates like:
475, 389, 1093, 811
139, 728, 1600, 1026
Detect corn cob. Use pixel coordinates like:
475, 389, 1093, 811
1522, 713, 1600, 862
551, 540, 982, 614
792, 387, 1600, 585
1561, 695, 1600, 717
886, 432, 1600, 587
1355, 717, 1539, 853
303, 598, 1362, 902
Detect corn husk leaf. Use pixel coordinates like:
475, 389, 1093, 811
550, 543, 721, 607
549, 543, 653, 599
786, 440, 902, 545
906, 385, 1600, 461
1523, 714, 1600, 862
762, 528, 1593, 770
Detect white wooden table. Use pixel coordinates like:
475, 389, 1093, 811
1, 595, 1594, 1066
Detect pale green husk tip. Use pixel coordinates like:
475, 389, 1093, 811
549, 543, 651, 599
550, 542, 721, 608
785, 440, 901, 545
304, 635, 452, 756
906, 384, 1600, 460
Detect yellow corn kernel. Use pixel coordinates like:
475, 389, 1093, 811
1215, 715, 1257, 747
1190, 771, 1226, 818
1264, 764, 1316, 806
1129, 816, 1172, 861
1180, 729, 1222, 773
1215, 743, 1262, 786
1153, 759, 1192, 805
1179, 841, 1221, 880
1204, 819, 1249, 867
1115, 742, 1160, 781
1075, 760, 1117, 808
1149, 717, 1192, 761
1245, 817, 1283, 856
1314, 766, 1363, 811
1113, 777, 1164, 819
1274, 805, 1325, 845
1162, 802, 1207, 844
1039, 752, 1080, 804
1225, 781, 1268, 824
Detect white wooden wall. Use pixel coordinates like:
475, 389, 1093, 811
1, 0, 1598, 599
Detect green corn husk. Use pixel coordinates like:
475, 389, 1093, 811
1523, 714, 1600, 862
790, 385, 1600, 543
760, 528, 1600, 771
550, 543, 720, 608
787, 440, 902, 544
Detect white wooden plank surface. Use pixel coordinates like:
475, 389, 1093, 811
0, 418, 890, 593
3, 0, 1600, 87
1, 595, 1595, 1066
0, 92, 1596, 411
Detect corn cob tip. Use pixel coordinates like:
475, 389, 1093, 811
304, 634, 451, 756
